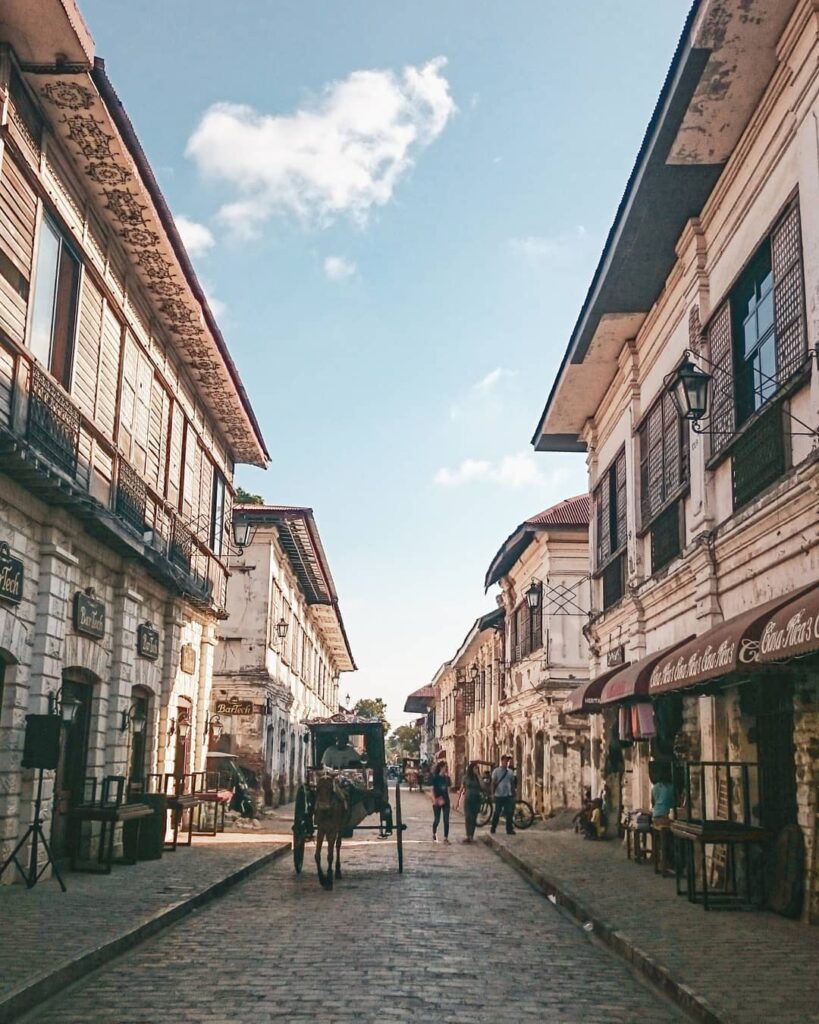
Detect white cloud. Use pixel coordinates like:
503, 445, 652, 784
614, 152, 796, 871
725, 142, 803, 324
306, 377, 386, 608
434, 452, 547, 488
508, 226, 593, 268
186, 57, 456, 237
449, 367, 516, 421
324, 255, 357, 281
175, 215, 215, 257
475, 367, 516, 393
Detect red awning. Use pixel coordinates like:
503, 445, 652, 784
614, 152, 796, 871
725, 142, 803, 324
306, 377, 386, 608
647, 586, 815, 696
600, 637, 694, 705
564, 664, 631, 714
757, 584, 819, 663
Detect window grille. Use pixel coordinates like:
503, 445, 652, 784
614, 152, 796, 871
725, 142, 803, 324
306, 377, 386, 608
731, 404, 785, 510
602, 555, 625, 610
650, 502, 681, 573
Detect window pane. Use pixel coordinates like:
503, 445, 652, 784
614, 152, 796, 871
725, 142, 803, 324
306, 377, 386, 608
757, 287, 774, 339
754, 338, 777, 408
29, 220, 60, 367
743, 311, 758, 357
50, 245, 80, 387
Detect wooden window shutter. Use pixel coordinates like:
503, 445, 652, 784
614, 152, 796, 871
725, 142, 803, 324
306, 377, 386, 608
615, 450, 627, 552
707, 301, 734, 458
771, 200, 807, 384
595, 479, 610, 567
644, 403, 663, 524
662, 390, 683, 497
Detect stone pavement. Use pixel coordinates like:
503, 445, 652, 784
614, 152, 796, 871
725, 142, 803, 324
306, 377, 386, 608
20, 790, 684, 1024
484, 825, 819, 1024
0, 831, 289, 1023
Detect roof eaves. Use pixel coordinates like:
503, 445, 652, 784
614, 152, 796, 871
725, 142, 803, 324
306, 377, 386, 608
90, 61, 269, 466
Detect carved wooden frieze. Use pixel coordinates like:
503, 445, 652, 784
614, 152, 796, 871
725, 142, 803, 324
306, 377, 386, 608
34, 73, 265, 467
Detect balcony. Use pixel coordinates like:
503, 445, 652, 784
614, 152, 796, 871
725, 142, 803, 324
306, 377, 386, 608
26, 363, 80, 478
0, 341, 228, 614
115, 460, 147, 535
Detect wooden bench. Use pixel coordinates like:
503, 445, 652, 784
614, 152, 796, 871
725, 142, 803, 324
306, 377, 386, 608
147, 772, 208, 850
671, 820, 772, 910
69, 776, 153, 874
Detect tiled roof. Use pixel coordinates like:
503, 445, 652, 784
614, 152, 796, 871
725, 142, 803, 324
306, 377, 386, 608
526, 494, 590, 527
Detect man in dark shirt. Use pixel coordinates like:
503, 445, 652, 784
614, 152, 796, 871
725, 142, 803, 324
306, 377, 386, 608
490, 754, 516, 835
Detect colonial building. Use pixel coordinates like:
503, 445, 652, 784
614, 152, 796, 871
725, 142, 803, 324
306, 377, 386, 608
212, 505, 355, 806
538, 0, 819, 922
406, 494, 591, 808
485, 495, 591, 815
403, 682, 438, 762
0, 2, 267, 880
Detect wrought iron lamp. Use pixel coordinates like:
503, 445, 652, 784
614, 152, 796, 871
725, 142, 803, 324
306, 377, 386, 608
203, 713, 224, 742
120, 703, 147, 734
525, 579, 542, 611
231, 515, 255, 554
177, 711, 191, 740
666, 357, 711, 425
469, 663, 479, 681
48, 687, 82, 724
275, 617, 289, 640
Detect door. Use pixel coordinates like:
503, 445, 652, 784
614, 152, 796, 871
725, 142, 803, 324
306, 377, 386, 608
51, 677, 92, 860
173, 698, 192, 781
756, 678, 797, 833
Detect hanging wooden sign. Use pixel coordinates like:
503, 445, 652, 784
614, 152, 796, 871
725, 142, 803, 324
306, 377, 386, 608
0, 542, 23, 606
215, 698, 254, 715
73, 589, 105, 639
137, 623, 160, 660
607, 645, 626, 668
180, 643, 197, 675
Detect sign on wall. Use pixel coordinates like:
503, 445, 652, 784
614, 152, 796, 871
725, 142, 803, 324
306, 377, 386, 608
137, 622, 160, 660
73, 588, 105, 639
607, 645, 626, 668
215, 698, 254, 715
180, 643, 197, 675
0, 542, 23, 606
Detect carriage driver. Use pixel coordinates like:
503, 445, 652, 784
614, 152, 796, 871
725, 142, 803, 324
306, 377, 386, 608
321, 731, 364, 770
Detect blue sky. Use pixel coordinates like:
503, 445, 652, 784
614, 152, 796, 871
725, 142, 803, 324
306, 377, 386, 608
82, 0, 690, 727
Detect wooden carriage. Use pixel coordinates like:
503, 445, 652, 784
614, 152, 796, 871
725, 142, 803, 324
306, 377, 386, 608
292, 714, 406, 873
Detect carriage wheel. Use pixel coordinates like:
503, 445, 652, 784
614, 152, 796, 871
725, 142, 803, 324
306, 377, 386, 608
395, 781, 404, 874
293, 785, 309, 874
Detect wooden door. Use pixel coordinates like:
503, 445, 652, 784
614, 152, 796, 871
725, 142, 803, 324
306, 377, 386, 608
51, 678, 92, 860
757, 678, 797, 833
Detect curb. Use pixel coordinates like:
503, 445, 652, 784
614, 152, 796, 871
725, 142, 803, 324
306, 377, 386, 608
0, 842, 291, 1024
482, 835, 723, 1024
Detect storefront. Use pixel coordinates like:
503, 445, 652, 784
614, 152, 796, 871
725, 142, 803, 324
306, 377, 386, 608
565, 584, 819, 922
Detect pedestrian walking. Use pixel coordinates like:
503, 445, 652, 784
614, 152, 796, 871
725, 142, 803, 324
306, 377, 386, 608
429, 760, 451, 843
490, 754, 516, 835
455, 761, 484, 842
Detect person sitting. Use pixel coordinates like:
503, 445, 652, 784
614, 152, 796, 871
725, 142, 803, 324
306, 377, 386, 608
321, 731, 362, 769
580, 798, 607, 840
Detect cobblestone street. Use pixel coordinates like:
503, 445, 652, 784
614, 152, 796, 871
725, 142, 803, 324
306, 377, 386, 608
20, 792, 683, 1024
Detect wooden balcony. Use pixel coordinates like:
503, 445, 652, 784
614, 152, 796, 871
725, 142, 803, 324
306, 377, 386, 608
0, 336, 228, 613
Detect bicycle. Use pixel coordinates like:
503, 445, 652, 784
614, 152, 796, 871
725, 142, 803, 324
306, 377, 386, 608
475, 794, 535, 830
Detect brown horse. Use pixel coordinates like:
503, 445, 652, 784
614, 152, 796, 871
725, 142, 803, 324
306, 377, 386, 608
314, 774, 349, 889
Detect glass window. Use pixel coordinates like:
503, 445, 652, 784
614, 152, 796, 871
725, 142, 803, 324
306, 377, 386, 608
29, 218, 80, 388
733, 244, 777, 421
210, 470, 226, 556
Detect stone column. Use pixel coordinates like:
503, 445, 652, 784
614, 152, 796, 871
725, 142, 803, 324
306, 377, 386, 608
105, 578, 143, 781
193, 621, 217, 772
157, 601, 184, 778
21, 532, 78, 873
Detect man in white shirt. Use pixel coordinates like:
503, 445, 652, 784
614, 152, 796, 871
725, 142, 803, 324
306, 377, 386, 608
490, 754, 516, 835
321, 732, 362, 770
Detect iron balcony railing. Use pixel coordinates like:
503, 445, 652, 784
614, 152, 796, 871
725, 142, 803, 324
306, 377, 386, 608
26, 363, 80, 478
115, 459, 148, 535
169, 516, 193, 571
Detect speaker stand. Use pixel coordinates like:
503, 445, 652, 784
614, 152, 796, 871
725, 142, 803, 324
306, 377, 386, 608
0, 767, 66, 891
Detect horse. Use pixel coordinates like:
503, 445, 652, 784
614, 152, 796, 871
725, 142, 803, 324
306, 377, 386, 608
314, 773, 349, 889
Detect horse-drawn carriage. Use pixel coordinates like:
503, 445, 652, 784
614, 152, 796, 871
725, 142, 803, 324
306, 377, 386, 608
401, 756, 420, 791
292, 714, 406, 886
